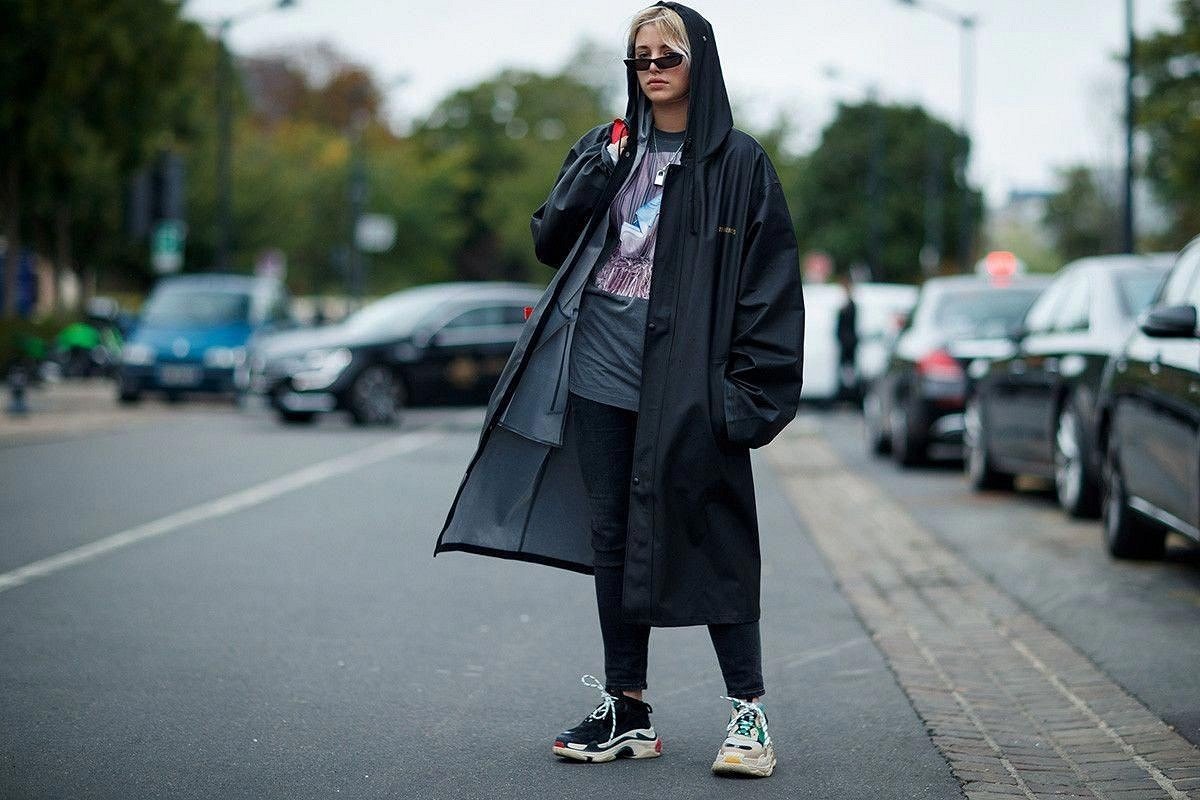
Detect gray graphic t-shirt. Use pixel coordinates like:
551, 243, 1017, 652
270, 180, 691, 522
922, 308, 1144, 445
569, 125, 685, 411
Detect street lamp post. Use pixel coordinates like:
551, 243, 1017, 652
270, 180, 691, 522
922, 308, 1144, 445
212, 0, 298, 273
1123, 0, 1135, 254
347, 110, 369, 309
344, 74, 408, 306
897, 0, 977, 271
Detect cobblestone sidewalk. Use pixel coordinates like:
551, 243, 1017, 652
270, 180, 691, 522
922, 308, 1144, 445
766, 422, 1200, 800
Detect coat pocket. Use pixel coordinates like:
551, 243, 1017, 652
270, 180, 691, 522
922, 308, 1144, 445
708, 356, 728, 443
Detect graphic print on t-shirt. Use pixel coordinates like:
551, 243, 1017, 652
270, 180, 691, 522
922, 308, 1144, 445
590, 136, 680, 301
592, 193, 662, 300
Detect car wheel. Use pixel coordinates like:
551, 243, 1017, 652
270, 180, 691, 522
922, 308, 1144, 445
277, 410, 317, 425
963, 397, 1013, 491
348, 365, 404, 426
863, 389, 890, 456
1101, 440, 1166, 559
164, 391, 184, 404
1054, 403, 1100, 518
890, 400, 926, 467
117, 384, 142, 404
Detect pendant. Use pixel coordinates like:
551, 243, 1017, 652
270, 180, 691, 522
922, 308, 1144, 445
654, 166, 667, 187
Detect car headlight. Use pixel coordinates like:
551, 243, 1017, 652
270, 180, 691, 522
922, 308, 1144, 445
121, 343, 156, 366
292, 348, 353, 391
203, 346, 247, 369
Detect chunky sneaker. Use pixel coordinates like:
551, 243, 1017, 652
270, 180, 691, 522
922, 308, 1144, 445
711, 695, 776, 777
552, 675, 663, 763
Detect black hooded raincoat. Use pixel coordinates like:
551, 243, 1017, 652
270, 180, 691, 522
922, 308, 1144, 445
433, 1, 805, 626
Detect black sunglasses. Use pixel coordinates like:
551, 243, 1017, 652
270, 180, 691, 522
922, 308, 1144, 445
623, 53, 685, 71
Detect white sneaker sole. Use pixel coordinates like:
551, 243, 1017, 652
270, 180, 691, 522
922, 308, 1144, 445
711, 743, 776, 777
552, 729, 662, 763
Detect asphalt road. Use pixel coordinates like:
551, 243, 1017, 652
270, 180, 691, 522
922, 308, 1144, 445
818, 407, 1200, 747
2, 402, 961, 800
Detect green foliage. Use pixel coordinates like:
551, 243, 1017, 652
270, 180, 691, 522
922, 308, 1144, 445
0, 0, 215, 308
788, 102, 982, 283
1135, 0, 1200, 247
364, 134, 469, 292
410, 66, 612, 282
177, 48, 471, 294
1043, 165, 1122, 261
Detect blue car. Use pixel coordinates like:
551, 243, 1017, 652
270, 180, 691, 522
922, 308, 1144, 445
117, 273, 293, 403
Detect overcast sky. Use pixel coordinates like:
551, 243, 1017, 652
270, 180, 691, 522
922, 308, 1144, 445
185, 0, 1180, 207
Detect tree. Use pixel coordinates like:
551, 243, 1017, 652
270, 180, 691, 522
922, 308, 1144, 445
180, 44, 466, 294
1043, 165, 1123, 261
788, 101, 981, 283
410, 54, 613, 282
0, 0, 211, 313
1135, 0, 1200, 248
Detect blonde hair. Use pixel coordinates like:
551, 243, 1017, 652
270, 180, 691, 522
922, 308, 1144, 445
626, 5, 691, 63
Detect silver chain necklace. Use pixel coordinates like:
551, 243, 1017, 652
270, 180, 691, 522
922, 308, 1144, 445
651, 126, 685, 187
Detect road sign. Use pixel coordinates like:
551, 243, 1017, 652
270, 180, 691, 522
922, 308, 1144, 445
355, 213, 397, 254
151, 220, 186, 274
803, 250, 834, 283
975, 250, 1026, 285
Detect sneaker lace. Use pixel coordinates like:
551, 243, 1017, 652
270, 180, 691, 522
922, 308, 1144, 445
721, 695, 768, 742
581, 674, 619, 743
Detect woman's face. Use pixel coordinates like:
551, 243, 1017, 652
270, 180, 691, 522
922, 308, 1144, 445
633, 26, 690, 105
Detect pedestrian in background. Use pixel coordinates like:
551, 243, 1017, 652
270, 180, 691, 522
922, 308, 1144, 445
836, 273, 860, 404
435, 1, 804, 779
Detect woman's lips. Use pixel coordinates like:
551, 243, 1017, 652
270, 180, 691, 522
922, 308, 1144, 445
648, 81, 668, 87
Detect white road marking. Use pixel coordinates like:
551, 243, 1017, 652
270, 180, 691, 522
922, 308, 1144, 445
781, 636, 871, 669
657, 637, 870, 699
0, 430, 444, 594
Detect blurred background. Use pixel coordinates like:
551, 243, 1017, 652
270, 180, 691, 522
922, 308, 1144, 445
0, 0, 1196, 468
0, 0, 1195, 316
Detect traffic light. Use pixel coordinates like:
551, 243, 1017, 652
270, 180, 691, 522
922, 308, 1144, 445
126, 151, 186, 240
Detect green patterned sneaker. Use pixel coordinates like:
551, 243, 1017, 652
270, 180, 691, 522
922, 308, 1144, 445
711, 695, 775, 777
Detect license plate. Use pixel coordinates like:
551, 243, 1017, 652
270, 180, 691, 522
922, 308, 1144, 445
160, 364, 201, 386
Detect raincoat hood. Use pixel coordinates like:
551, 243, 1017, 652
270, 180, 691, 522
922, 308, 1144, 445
624, 2, 734, 166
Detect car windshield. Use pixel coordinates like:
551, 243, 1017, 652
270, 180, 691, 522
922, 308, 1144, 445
141, 288, 251, 327
928, 287, 1042, 338
341, 291, 453, 336
1116, 271, 1167, 316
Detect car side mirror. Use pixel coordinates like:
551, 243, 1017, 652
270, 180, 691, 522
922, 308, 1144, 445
1139, 304, 1198, 338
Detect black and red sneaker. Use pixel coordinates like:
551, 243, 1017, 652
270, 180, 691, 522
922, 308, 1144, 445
552, 675, 663, 762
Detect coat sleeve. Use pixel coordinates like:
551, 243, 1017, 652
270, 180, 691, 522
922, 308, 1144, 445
530, 123, 616, 269
722, 179, 806, 449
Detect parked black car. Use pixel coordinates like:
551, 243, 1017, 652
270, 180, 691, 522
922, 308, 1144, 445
1096, 236, 1200, 558
248, 281, 544, 425
864, 274, 1050, 466
963, 254, 1173, 515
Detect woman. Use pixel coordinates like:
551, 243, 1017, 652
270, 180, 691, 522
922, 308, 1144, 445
434, 1, 804, 779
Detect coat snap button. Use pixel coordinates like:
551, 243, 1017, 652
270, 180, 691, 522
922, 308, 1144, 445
647, 321, 656, 330
632, 476, 640, 485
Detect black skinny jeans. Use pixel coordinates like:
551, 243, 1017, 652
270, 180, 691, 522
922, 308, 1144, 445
569, 391, 765, 700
